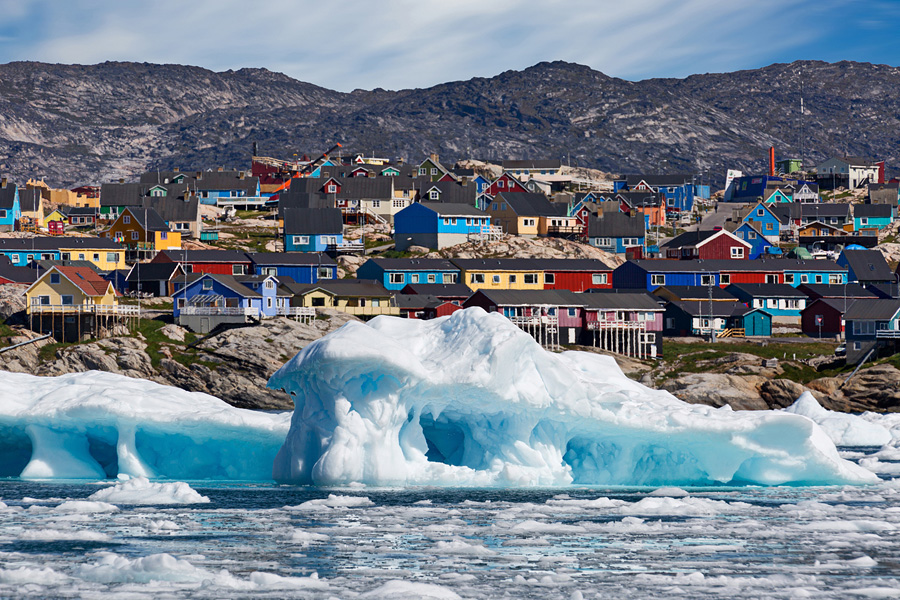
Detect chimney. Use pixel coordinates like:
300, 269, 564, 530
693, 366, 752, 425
196, 171, 203, 180
173, 167, 179, 173
217, 166, 224, 172
119, 178, 125, 184
461, 177, 468, 186
0, 177, 6, 189
430, 153, 439, 164
239, 171, 246, 180
769, 147, 775, 177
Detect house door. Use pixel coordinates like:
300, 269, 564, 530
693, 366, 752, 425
200, 318, 210, 334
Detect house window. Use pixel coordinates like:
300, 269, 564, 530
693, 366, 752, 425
443, 218, 451, 225
451, 218, 457, 225
731, 247, 744, 259
829, 274, 841, 284
371, 299, 380, 307
765, 223, 773, 231
766, 274, 779, 284
442, 273, 456, 283
131, 231, 139, 240
592, 273, 607, 285
57, 295, 72, 306
50, 273, 60, 284
265, 280, 274, 289
568, 308, 577, 317
267, 298, 273, 308
318, 267, 332, 279
177, 298, 185, 308
748, 231, 757, 240
390, 273, 404, 284
509, 274, 517, 284
491, 203, 498, 211
123, 215, 131, 224
784, 273, 795, 284
814, 274, 823, 283
322, 236, 337, 246
498, 180, 505, 188
33, 295, 50, 305
651, 274, 665, 286
392, 199, 404, 208
492, 275, 501, 284
202, 279, 213, 290
801, 274, 809, 283
160, 231, 167, 240
861, 217, 868, 225
427, 274, 436, 283
0, 210, 6, 219
757, 209, 764, 216
327, 184, 337, 193
106, 253, 117, 263
523, 218, 535, 227
372, 200, 381, 208
622, 238, 639, 246
419, 168, 426, 176
312, 297, 326, 307
524, 273, 538, 284
292, 235, 309, 246
233, 265, 245, 275
430, 190, 439, 200
431, 168, 438, 176
471, 273, 485, 284
721, 274, 731, 285
544, 273, 555, 285
410, 274, 420, 284
700, 275, 714, 286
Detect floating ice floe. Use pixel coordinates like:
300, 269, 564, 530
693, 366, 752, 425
783, 392, 893, 447
88, 477, 210, 504
0, 370, 290, 480
270, 307, 877, 487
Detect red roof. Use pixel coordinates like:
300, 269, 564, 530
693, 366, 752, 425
54, 266, 112, 297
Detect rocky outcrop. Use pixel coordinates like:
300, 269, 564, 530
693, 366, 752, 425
660, 373, 770, 410
0, 309, 358, 410
0, 284, 27, 322
426, 235, 622, 267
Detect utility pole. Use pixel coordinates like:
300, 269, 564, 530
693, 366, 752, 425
708, 278, 715, 344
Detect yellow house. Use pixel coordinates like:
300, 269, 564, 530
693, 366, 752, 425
25, 265, 117, 313
452, 259, 544, 292
45, 208, 69, 224
57, 238, 127, 271
287, 280, 398, 317
104, 207, 182, 256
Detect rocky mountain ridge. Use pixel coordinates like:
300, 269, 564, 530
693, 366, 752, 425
1, 59, 899, 187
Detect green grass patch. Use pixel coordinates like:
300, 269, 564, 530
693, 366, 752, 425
235, 210, 269, 219
39, 341, 76, 362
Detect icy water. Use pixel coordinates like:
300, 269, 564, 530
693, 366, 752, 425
1, 452, 899, 599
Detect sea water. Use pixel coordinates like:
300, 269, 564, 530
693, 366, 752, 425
0, 449, 898, 599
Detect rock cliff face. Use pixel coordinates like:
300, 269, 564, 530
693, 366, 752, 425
2, 60, 900, 187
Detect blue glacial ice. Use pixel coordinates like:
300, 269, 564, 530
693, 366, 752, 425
0, 370, 290, 480
269, 307, 878, 487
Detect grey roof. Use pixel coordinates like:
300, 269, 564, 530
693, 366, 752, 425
400, 282, 472, 297
126, 261, 182, 282
797, 283, 877, 300
393, 293, 443, 309
653, 285, 737, 301
364, 258, 459, 272
528, 258, 612, 272
853, 203, 894, 218
623, 174, 693, 187
502, 160, 562, 170
669, 300, 759, 318
587, 212, 644, 238
803, 297, 856, 314
843, 298, 900, 321
470, 288, 585, 307
283, 208, 343, 236
801, 203, 851, 218
450, 258, 611, 272
100, 182, 191, 207
618, 191, 663, 208
124, 207, 168, 232
0, 263, 38, 283
246, 252, 337, 266
67, 206, 98, 217
725, 283, 808, 298
140, 170, 259, 194
291, 279, 392, 298
156, 249, 251, 263
298, 175, 394, 200
18, 187, 42, 212
277, 190, 332, 217
841, 249, 895, 282
418, 202, 485, 217
197, 273, 261, 298
661, 230, 721, 249
771, 203, 802, 223
0, 182, 18, 209
579, 291, 663, 310
141, 196, 200, 223
417, 181, 477, 205
494, 192, 558, 217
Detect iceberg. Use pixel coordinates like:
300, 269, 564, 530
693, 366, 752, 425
269, 307, 876, 487
783, 392, 893, 448
0, 370, 290, 480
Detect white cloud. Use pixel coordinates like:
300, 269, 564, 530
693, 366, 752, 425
0, 0, 869, 90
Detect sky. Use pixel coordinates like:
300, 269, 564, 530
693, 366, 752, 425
0, 0, 898, 92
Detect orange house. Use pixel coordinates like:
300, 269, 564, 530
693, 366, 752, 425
104, 207, 181, 257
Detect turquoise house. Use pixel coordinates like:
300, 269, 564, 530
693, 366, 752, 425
356, 258, 461, 291
739, 307, 773, 336
853, 204, 894, 231
781, 261, 847, 287
0, 181, 21, 232
283, 208, 344, 252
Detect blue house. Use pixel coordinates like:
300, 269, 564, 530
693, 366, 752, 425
615, 175, 695, 213
357, 258, 461, 291
0, 180, 21, 232
732, 223, 774, 259
613, 260, 721, 291
283, 208, 344, 252
741, 202, 782, 243
173, 273, 280, 320
853, 204, 894, 231
247, 252, 338, 284
837, 249, 895, 286
394, 202, 490, 251
586, 212, 645, 254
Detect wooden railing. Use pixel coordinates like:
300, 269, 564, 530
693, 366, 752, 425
29, 303, 140, 316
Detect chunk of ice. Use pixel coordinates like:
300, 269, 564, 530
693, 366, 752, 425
783, 392, 892, 447
88, 477, 210, 504
270, 308, 877, 487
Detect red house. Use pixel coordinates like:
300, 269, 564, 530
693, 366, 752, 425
483, 173, 528, 197
719, 262, 783, 286
151, 249, 252, 276
536, 259, 613, 291
662, 229, 751, 260
801, 298, 848, 338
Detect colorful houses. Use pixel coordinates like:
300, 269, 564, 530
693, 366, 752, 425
732, 223, 775, 259
853, 204, 894, 232
357, 258, 460, 291
282, 208, 345, 252
486, 192, 576, 237
103, 207, 181, 259
393, 203, 492, 251
740, 202, 782, 243
246, 252, 337, 284
837, 249, 896, 286
151, 249, 252, 276
173, 273, 282, 332
724, 283, 808, 323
